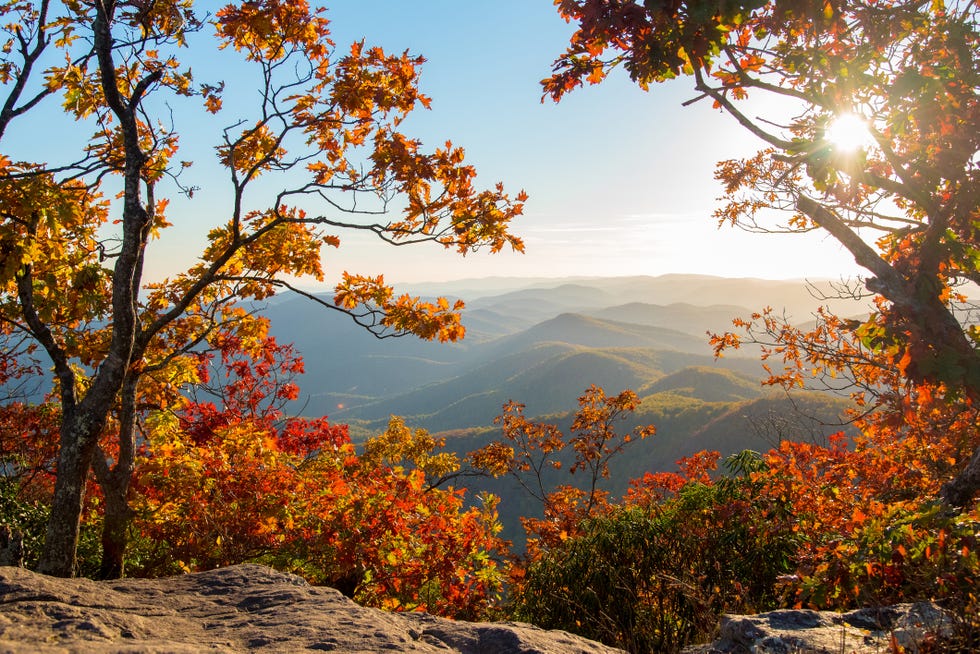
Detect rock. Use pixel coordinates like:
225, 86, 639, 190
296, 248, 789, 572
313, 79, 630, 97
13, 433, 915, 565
684, 603, 952, 654
0, 563, 623, 653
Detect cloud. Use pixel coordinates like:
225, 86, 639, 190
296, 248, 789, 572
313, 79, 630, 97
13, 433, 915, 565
524, 224, 622, 234
520, 212, 707, 237
623, 212, 705, 224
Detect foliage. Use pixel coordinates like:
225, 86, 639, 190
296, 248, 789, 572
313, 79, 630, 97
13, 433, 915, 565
0, 0, 525, 575
0, 355, 57, 568
471, 385, 654, 556
134, 413, 507, 618
0, 402, 58, 498
729, 385, 978, 646
360, 415, 461, 488
0, 476, 49, 568
492, 375, 979, 650
129, 333, 506, 619
793, 502, 979, 613
510, 451, 798, 653
742, 398, 980, 644
0, 331, 506, 619
547, 0, 980, 506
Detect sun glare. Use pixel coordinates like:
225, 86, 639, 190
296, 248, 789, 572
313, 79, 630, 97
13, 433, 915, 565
826, 113, 871, 153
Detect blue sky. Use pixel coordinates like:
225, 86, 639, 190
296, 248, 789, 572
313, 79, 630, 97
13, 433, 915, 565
10, 1, 865, 287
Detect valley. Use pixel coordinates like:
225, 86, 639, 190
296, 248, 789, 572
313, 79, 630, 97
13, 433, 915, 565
264, 274, 865, 541
267, 274, 864, 435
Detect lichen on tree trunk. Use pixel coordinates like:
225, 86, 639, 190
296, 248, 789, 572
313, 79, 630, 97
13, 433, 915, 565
36, 414, 101, 577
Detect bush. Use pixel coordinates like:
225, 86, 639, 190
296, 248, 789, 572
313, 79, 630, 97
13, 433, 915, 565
509, 469, 798, 653
0, 477, 48, 567
0, 477, 102, 574
794, 501, 980, 651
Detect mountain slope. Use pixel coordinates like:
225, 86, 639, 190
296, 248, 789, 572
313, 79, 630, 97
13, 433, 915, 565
334, 339, 761, 436
592, 302, 751, 338
639, 365, 763, 402
477, 313, 711, 361
259, 275, 862, 442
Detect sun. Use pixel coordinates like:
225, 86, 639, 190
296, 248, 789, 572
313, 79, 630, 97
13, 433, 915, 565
825, 113, 871, 153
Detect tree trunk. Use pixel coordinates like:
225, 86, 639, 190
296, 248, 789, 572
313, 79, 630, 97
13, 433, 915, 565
905, 294, 980, 509
34, 3, 150, 578
93, 373, 140, 579
97, 481, 132, 579
798, 196, 980, 510
940, 443, 980, 508
36, 414, 100, 577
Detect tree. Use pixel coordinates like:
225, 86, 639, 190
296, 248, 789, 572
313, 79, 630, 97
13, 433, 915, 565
545, 0, 979, 505
471, 385, 655, 557
511, 455, 798, 654
134, 336, 507, 618
0, 0, 524, 577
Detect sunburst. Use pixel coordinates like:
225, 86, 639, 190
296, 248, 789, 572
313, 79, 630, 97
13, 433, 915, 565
825, 113, 872, 153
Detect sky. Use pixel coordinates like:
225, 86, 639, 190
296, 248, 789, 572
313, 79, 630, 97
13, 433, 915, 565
8, 1, 867, 288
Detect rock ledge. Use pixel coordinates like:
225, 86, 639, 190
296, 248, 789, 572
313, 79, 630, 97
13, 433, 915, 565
686, 602, 951, 654
0, 563, 622, 653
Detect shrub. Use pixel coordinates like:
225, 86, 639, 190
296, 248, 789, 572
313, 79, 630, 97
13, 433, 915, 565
510, 461, 798, 653
793, 501, 980, 651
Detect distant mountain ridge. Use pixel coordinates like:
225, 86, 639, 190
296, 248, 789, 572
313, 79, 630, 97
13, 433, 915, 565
263, 275, 862, 545
398, 274, 865, 319
266, 274, 867, 433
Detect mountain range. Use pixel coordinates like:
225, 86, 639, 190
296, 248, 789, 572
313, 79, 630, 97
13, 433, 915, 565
266, 274, 865, 436
266, 275, 863, 456
263, 275, 871, 543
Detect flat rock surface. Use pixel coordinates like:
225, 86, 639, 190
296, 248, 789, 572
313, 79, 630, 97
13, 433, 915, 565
685, 603, 951, 654
0, 564, 623, 653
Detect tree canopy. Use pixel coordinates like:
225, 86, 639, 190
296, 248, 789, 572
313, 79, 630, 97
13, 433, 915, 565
0, 0, 524, 576
546, 0, 979, 506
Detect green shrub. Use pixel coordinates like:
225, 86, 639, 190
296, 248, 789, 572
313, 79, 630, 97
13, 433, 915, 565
509, 471, 798, 653
0, 477, 48, 567
0, 477, 102, 575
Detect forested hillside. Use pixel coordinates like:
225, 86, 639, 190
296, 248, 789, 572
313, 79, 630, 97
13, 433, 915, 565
265, 274, 863, 436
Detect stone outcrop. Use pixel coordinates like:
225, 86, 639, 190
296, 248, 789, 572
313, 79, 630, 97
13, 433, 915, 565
685, 603, 951, 654
0, 563, 623, 653
1, 563, 958, 654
